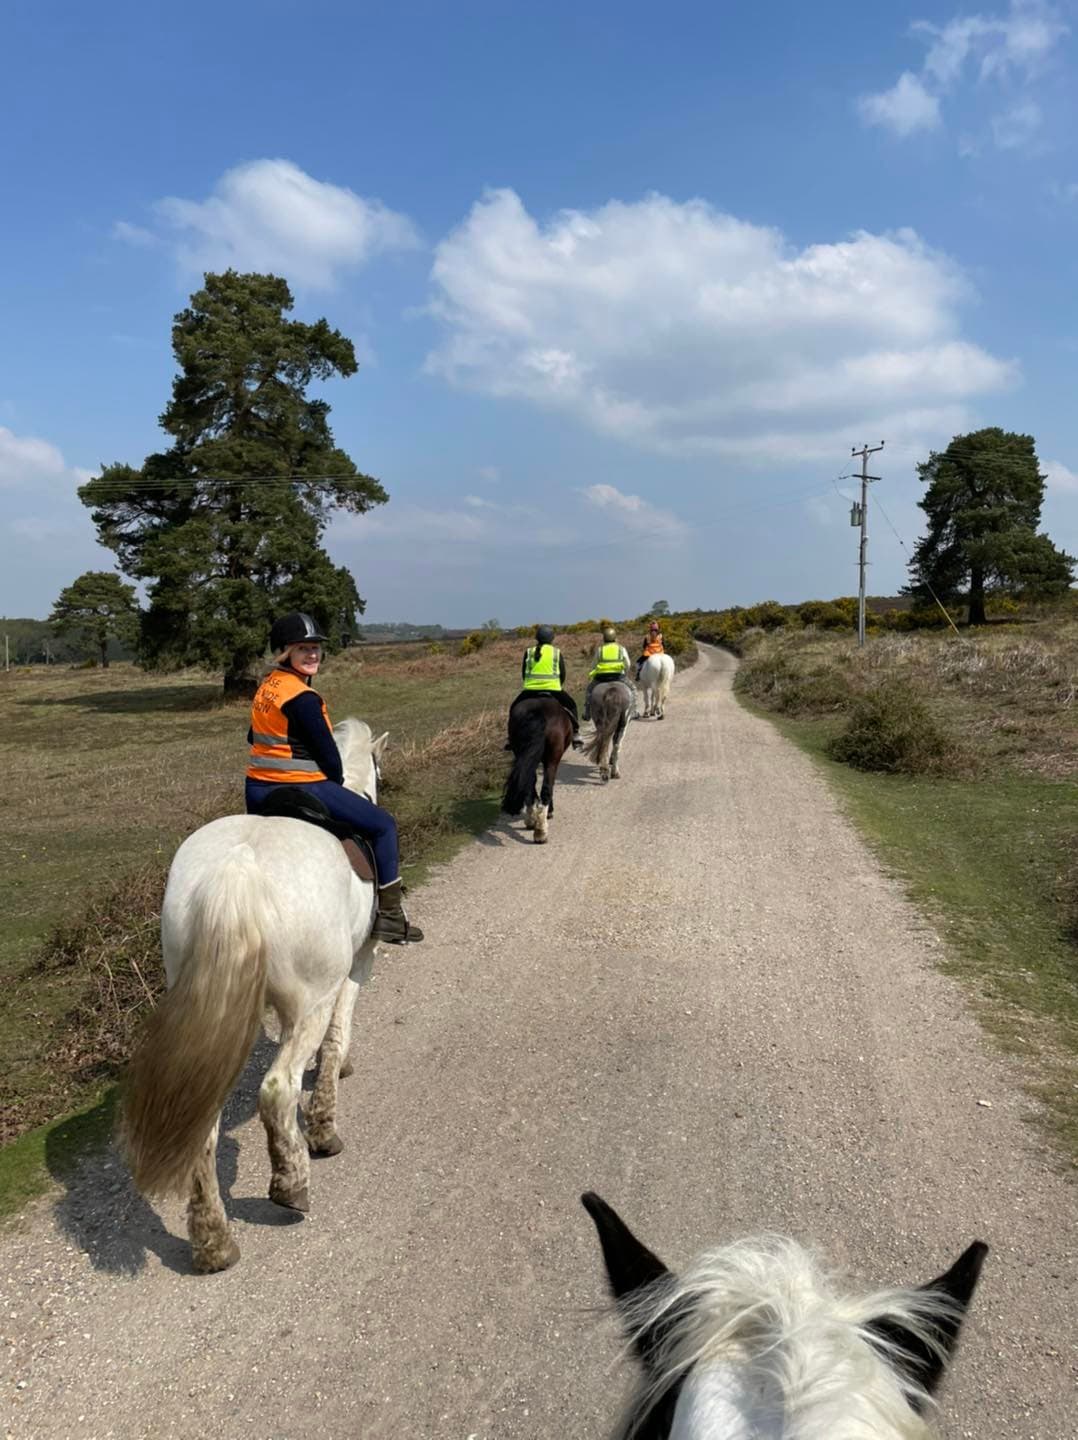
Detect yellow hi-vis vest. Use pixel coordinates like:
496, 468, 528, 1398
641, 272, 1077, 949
522, 644, 562, 691
590, 642, 627, 678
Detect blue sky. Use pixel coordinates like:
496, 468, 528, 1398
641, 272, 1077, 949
2, 0, 1076, 625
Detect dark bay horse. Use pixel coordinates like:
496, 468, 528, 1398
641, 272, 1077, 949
502, 695, 573, 843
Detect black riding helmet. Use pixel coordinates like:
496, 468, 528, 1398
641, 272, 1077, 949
535, 624, 556, 645
270, 611, 328, 653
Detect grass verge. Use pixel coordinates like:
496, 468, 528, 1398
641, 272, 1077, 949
734, 626, 1078, 1166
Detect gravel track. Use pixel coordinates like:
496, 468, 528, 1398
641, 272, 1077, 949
2, 645, 1075, 1439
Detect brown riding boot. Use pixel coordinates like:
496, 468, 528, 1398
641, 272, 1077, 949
372, 879, 424, 944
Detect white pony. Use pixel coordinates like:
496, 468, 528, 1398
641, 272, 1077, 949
582, 1193, 986, 1440
638, 653, 675, 720
121, 719, 388, 1274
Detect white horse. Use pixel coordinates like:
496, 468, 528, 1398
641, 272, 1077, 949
638, 653, 675, 720
121, 719, 388, 1274
582, 1193, 986, 1440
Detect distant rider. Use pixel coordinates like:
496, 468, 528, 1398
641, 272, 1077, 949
635, 620, 665, 682
583, 626, 633, 721
245, 611, 423, 944
506, 624, 584, 750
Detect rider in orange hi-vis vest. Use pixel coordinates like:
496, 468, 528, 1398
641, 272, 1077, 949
245, 611, 423, 945
635, 620, 664, 681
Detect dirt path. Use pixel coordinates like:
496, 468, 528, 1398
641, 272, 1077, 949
3, 646, 1075, 1439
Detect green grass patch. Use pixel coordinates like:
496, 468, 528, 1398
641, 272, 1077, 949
0, 1089, 117, 1220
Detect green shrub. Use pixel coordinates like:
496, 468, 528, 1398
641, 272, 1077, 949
782, 670, 853, 715
826, 683, 962, 776
797, 600, 852, 630
662, 625, 690, 657
735, 652, 798, 705
457, 630, 493, 656
736, 653, 853, 716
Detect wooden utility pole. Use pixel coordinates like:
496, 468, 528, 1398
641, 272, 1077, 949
850, 442, 884, 647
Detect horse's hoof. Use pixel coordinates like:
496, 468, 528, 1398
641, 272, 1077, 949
271, 1183, 310, 1213
192, 1236, 241, 1274
611, 771, 621, 780
339, 1057, 354, 1079
533, 833, 549, 845
308, 1131, 344, 1158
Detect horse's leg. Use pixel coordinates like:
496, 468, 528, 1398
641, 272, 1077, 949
260, 996, 335, 1212
307, 977, 360, 1156
610, 711, 626, 779
187, 1114, 240, 1274
534, 753, 556, 843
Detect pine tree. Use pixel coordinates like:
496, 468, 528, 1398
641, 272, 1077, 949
907, 428, 1074, 624
80, 271, 386, 695
49, 571, 140, 668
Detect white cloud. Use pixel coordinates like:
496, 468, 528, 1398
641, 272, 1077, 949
581, 483, 687, 538
1043, 458, 1078, 492
862, 2, 1067, 149
478, 464, 501, 483
0, 426, 70, 486
425, 189, 1015, 463
858, 73, 941, 136
112, 220, 159, 248
119, 159, 420, 289
992, 99, 1043, 148
582, 482, 686, 537
917, 2, 1067, 83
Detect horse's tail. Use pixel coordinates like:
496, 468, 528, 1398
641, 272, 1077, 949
585, 689, 623, 760
502, 706, 548, 814
657, 656, 675, 704
121, 845, 272, 1199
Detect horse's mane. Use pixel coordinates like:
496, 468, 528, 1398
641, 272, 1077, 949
618, 1237, 961, 1440
333, 717, 375, 791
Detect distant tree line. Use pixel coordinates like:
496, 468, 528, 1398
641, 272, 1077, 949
24, 274, 1072, 688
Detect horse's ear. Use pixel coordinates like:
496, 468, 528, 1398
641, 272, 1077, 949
582, 1192, 671, 1301
582, 1193, 680, 1384
869, 1241, 988, 1408
372, 731, 390, 759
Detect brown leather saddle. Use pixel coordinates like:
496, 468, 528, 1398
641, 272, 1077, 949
255, 787, 378, 886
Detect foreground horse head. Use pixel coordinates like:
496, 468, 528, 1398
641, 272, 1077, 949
639, 654, 675, 720
502, 695, 573, 843
582, 1192, 986, 1440
120, 718, 388, 1274
585, 680, 634, 781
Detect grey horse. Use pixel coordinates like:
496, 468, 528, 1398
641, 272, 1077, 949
584, 679, 634, 782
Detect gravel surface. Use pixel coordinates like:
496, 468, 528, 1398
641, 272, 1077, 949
2, 645, 1075, 1439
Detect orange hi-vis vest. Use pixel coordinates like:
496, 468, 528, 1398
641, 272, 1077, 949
247, 667, 331, 783
643, 633, 665, 656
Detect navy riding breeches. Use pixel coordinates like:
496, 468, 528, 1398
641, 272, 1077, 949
245, 778, 400, 885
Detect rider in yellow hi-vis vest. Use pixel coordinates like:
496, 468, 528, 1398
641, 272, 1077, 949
505, 624, 583, 749
583, 626, 632, 721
